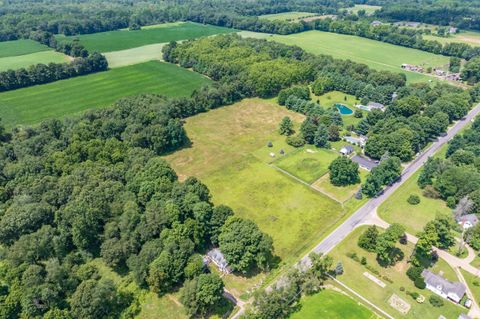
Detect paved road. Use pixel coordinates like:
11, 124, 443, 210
301, 102, 480, 266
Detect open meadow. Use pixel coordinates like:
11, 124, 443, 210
260, 11, 318, 21
328, 226, 465, 319
163, 99, 361, 296
55, 22, 235, 53
104, 43, 166, 68
0, 61, 210, 128
290, 289, 377, 319
423, 31, 480, 47
345, 4, 382, 15
0, 39, 69, 71
270, 30, 450, 83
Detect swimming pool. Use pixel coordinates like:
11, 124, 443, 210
335, 103, 353, 115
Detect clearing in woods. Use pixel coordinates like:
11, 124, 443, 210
260, 11, 319, 21
270, 30, 450, 83
0, 61, 211, 128
54, 22, 235, 53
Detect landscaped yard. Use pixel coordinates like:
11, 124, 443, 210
259, 11, 318, 21
0, 61, 211, 128
270, 31, 450, 83
377, 170, 451, 235
273, 146, 339, 184
290, 289, 377, 319
312, 90, 365, 128
328, 226, 465, 319
313, 168, 369, 203
55, 22, 235, 52
164, 99, 356, 295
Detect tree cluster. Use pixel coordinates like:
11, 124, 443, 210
358, 224, 406, 266
362, 156, 402, 197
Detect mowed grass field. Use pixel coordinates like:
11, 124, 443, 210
0, 39, 69, 71
328, 226, 464, 319
104, 43, 166, 68
164, 99, 347, 267
0, 61, 211, 128
55, 22, 235, 53
423, 31, 480, 47
290, 289, 377, 319
345, 4, 382, 14
260, 11, 318, 21
270, 31, 450, 82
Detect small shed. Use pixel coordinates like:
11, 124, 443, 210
206, 248, 232, 274
340, 145, 354, 156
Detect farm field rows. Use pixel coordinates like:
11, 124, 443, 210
290, 289, 377, 319
104, 43, 166, 68
328, 226, 465, 319
55, 22, 235, 52
270, 30, 450, 83
0, 61, 211, 128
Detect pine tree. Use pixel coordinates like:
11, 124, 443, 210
314, 124, 329, 148
279, 116, 294, 136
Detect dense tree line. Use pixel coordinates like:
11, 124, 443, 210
0, 93, 273, 318
0, 52, 108, 92
417, 115, 480, 211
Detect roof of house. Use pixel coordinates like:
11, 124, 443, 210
456, 214, 479, 224
341, 145, 354, 152
458, 314, 472, 319
207, 248, 229, 268
351, 155, 378, 170
367, 102, 385, 109
422, 270, 466, 297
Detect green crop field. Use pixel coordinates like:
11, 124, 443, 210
55, 22, 235, 53
0, 39, 51, 58
0, 61, 211, 128
0, 51, 69, 72
291, 289, 377, 319
260, 11, 318, 21
104, 43, 166, 68
270, 31, 450, 83
346, 4, 382, 14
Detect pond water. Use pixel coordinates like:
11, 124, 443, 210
335, 103, 353, 115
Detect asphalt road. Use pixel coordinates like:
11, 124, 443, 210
301, 102, 480, 266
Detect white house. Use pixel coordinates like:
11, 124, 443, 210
205, 248, 232, 274
422, 270, 466, 303
456, 214, 479, 230
340, 145, 354, 156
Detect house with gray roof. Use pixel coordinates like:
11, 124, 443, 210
340, 145, 354, 156
367, 101, 385, 111
422, 269, 466, 303
351, 155, 378, 171
206, 248, 232, 274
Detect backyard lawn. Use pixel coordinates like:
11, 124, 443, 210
328, 226, 465, 319
55, 22, 235, 52
313, 168, 369, 203
377, 170, 451, 235
0, 61, 211, 128
290, 289, 377, 319
270, 31, 450, 83
273, 146, 339, 184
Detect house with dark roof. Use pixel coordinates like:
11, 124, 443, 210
456, 214, 479, 230
422, 270, 466, 303
205, 248, 232, 274
351, 155, 378, 171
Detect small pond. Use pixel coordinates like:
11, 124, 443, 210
335, 103, 353, 115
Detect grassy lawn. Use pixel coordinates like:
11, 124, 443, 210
0, 39, 51, 58
55, 22, 235, 52
313, 168, 368, 203
0, 61, 211, 128
259, 11, 318, 21
423, 31, 480, 47
312, 90, 365, 128
0, 50, 69, 72
104, 43, 166, 68
377, 170, 451, 235
345, 4, 382, 15
270, 30, 450, 83
461, 269, 480, 304
290, 289, 377, 319
273, 146, 339, 184
164, 99, 354, 295
328, 226, 464, 319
